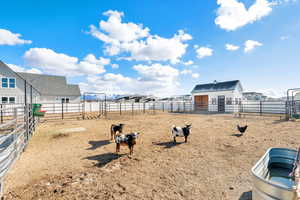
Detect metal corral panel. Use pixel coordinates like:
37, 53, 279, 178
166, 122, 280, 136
251, 148, 297, 200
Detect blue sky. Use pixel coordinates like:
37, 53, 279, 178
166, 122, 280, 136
0, 0, 299, 97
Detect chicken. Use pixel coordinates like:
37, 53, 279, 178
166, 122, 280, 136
237, 125, 248, 136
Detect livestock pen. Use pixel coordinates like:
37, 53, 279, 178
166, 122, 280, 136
2, 112, 300, 200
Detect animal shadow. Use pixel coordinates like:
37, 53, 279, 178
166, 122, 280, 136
86, 140, 111, 150
84, 153, 124, 167
239, 191, 252, 200
153, 141, 184, 149
231, 133, 242, 137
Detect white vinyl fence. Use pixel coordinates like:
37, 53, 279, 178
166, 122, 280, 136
0, 100, 290, 120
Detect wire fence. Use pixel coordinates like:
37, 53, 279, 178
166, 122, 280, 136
0, 101, 195, 121
0, 100, 295, 121
0, 105, 37, 197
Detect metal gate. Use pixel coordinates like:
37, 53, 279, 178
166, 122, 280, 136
218, 96, 225, 113
294, 100, 300, 114
82, 92, 107, 119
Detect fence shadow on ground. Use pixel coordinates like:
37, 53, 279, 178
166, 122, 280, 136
152, 141, 185, 149
86, 140, 111, 150
239, 191, 252, 200
84, 152, 125, 167
272, 119, 288, 124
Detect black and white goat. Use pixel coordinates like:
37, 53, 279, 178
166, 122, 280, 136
171, 124, 192, 143
115, 132, 140, 155
110, 124, 125, 140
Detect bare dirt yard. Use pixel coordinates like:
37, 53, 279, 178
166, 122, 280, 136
4, 113, 300, 200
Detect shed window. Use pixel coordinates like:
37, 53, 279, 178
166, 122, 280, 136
226, 97, 233, 105
211, 98, 217, 105
235, 98, 239, 105
9, 78, 16, 88
1, 78, 8, 88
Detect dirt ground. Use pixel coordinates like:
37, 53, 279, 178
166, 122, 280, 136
3, 113, 300, 200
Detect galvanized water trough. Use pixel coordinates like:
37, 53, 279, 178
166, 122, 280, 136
252, 148, 300, 200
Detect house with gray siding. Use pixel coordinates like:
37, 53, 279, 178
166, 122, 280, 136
0, 61, 81, 104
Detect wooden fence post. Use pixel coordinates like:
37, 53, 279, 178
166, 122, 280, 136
120, 103, 122, 115
183, 102, 186, 113
171, 102, 173, 113
162, 102, 164, 112
143, 103, 145, 114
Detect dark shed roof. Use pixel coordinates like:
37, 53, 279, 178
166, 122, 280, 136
191, 80, 241, 93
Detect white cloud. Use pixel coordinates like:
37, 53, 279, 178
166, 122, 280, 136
133, 63, 179, 83
23, 48, 110, 76
181, 69, 199, 79
183, 60, 194, 66
79, 63, 181, 96
195, 46, 213, 59
89, 10, 192, 64
215, 0, 275, 31
280, 35, 289, 40
244, 40, 263, 53
181, 69, 192, 74
277, 0, 298, 3
99, 10, 149, 43
7, 64, 42, 74
225, 43, 240, 51
192, 73, 200, 78
0, 29, 32, 45
111, 63, 119, 69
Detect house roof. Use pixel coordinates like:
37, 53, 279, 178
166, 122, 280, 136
191, 80, 241, 93
17, 72, 81, 96
0, 61, 40, 94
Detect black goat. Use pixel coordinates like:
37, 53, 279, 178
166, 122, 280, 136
110, 124, 125, 140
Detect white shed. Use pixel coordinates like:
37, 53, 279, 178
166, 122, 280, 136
191, 80, 243, 113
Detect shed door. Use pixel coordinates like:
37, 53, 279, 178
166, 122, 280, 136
194, 95, 208, 111
218, 96, 225, 113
